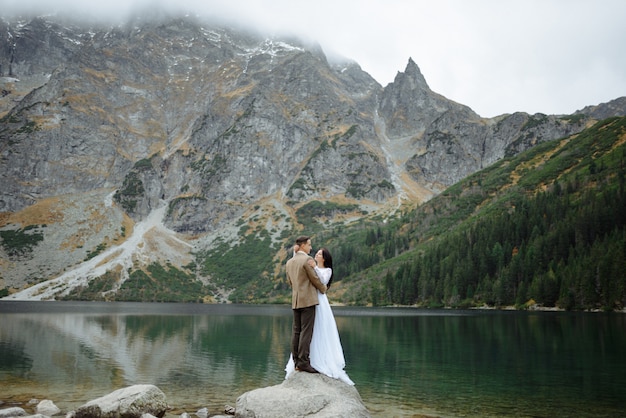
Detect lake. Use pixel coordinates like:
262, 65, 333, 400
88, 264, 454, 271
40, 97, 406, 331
0, 301, 624, 417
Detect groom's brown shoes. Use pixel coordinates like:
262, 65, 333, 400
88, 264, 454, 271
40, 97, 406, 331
298, 365, 319, 373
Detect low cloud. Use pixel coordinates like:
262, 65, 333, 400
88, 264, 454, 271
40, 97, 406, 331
2, 0, 625, 117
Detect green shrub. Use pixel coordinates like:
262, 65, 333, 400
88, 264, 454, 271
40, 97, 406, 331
0, 225, 45, 256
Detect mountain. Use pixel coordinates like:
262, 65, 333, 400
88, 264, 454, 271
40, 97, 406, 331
330, 115, 626, 311
1, 13, 625, 302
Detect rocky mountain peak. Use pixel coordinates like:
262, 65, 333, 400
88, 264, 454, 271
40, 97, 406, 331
396, 57, 430, 91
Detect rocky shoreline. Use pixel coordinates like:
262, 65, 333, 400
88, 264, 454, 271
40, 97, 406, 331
0, 373, 372, 418
0, 386, 234, 418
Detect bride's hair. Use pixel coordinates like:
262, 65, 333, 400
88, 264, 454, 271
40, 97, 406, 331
320, 247, 334, 288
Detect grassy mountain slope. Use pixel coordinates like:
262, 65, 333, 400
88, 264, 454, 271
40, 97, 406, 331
323, 116, 626, 311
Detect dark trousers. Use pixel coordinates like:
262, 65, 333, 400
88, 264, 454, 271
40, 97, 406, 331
292, 305, 316, 369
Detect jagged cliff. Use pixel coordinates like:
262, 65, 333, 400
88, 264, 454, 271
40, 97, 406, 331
1, 13, 625, 300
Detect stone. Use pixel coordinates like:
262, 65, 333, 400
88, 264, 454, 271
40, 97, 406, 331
0, 407, 27, 417
35, 400, 60, 416
195, 407, 208, 418
235, 371, 371, 418
71, 384, 169, 418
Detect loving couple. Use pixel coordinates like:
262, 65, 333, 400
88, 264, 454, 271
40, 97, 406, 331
284, 235, 354, 385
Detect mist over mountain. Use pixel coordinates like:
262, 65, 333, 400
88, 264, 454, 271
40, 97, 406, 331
1, 12, 625, 301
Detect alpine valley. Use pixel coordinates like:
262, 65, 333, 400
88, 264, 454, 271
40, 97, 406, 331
1, 12, 625, 307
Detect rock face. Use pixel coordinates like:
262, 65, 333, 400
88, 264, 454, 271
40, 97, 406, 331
70, 384, 169, 418
235, 372, 371, 418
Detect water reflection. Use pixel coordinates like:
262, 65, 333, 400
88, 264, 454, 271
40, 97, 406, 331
339, 311, 626, 417
0, 340, 32, 376
1, 302, 625, 418
0, 303, 293, 411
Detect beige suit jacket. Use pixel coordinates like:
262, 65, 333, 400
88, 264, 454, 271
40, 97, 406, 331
286, 251, 327, 309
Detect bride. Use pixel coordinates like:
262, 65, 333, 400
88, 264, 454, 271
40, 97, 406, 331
285, 247, 354, 385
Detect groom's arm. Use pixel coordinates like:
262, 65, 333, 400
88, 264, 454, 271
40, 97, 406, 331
304, 261, 326, 294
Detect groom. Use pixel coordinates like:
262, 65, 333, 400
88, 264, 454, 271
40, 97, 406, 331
286, 235, 327, 373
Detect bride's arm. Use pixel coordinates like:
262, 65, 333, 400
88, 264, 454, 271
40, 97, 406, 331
314, 266, 332, 285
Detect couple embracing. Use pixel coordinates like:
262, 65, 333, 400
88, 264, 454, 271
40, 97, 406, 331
285, 235, 354, 385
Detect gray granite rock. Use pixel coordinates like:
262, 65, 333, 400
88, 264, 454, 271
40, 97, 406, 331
71, 384, 169, 418
235, 372, 370, 418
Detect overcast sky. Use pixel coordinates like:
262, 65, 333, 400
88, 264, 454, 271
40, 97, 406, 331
3, 0, 626, 117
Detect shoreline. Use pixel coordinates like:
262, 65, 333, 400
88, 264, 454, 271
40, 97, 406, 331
0, 394, 233, 418
367, 302, 626, 313
2, 298, 625, 313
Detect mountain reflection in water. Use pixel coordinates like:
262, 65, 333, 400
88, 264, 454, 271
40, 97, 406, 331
1, 301, 625, 418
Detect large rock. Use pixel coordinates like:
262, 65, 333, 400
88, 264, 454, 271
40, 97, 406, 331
235, 372, 371, 418
71, 384, 169, 418
0, 407, 27, 417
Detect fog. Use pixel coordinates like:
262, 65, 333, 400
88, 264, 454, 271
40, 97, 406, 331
2, 0, 626, 117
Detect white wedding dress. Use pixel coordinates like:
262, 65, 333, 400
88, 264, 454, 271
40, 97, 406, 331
285, 266, 354, 385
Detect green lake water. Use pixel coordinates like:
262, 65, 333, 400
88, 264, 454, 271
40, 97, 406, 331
0, 301, 624, 417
